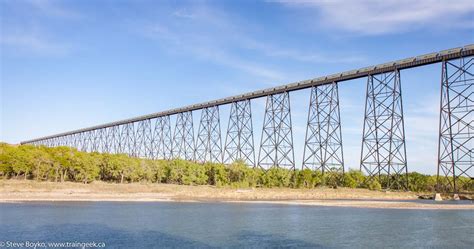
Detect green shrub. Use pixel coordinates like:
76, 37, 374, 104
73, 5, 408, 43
165, 159, 187, 184
367, 178, 382, 191
323, 172, 344, 188
228, 160, 253, 188
204, 162, 229, 187
261, 167, 292, 188
141, 159, 166, 183
312, 170, 324, 187
182, 161, 208, 185
296, 169, 315, 188
344, 169, 365, 188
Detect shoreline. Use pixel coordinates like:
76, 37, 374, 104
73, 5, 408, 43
1, 180, 473, 210
2, 198, 473, 210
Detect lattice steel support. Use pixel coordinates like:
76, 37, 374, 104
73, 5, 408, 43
258, 92, 295, 170
108, 125, 120, 154
303, 82, 344, 175
195, 106, 222, 163
437, 57, 473, 193
153, 116, 173, 160
118, 123, 136, 156
360, 70, 408, 190
136, 119, 153, 158
223, 100, 255, 166
172, 111, 195, 160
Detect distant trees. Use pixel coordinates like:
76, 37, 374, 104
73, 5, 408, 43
0, 143, 472, 192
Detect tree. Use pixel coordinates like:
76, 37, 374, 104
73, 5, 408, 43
296, 169, 315, 188
108, 154, 140, 183
205, 162, 229, 187
0, 143, 14, 177
72, 151, 100, 184
182, 162, 207, 185
8, 145, 34, 179
344, 169, 366, 188
48, 146, 77, 182
30, 146, 53, 181
228, 160, 260, 188
140, 159, 166, 183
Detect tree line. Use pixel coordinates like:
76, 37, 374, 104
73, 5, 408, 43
0, 143, 472, 192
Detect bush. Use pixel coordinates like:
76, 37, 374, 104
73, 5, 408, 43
323, 172, 344, 188
367, 178, 382, 191
228, 160, 254, 188
296, 169, 315, 188
344, 169, 365, 188
261, 167, 293, 188
182, 161, 208, 185
165, 159, 187, 184
204, 162, 229, 187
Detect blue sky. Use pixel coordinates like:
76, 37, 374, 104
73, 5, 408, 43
1, 0, 473, 174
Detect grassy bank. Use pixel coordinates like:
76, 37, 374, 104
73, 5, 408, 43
0, 179, 419, 201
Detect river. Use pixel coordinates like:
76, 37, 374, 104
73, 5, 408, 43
1, 202, 473, 248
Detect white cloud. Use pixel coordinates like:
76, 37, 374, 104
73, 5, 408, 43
279, 0, 474, 35
27, 0, 82, 19
142, 23, 286, 82
235, 34, 366, 63
1, 0, 80, 56
0, 30, 72, 56
137, 4, 366, 81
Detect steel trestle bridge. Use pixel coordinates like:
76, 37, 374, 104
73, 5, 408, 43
22, 45, 474, 193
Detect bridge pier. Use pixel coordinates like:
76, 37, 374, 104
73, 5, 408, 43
223, 100, 255, 166
172, 111, 195, 161
258, 92, 295, 170
118, 123, 137, 157
81, 131, 91, 152
195, 106, 222, 163
135, 119, 153, 158
360, 70, 408, 190
303, 82, 344, 176
437, 56, 473, 193
153, 116, 173, 160
108, 125, 120, 154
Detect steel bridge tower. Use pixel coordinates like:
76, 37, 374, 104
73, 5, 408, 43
223, 100, 256, 166
360, 70, 408, 190
258, 92, 295, 170
172, 111, 195, 161
195, 106, 222, 163
437, 56, 473, 193
303, 82, 345, 177
153, 116, 173, 160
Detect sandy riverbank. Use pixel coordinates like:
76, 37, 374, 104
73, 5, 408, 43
1, 180, 472, 210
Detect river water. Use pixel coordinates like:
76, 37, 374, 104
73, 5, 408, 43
1, 202, 473, 248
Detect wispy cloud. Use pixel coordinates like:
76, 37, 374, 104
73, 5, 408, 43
137, 4, 366, 81
27, 0, 82, 19
142, 23, 286, 82
1, 29, 72, 56
1, 0, 80, 56
279, 0, 474, 35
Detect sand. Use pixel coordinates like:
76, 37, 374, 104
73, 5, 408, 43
1, 180, 472, 210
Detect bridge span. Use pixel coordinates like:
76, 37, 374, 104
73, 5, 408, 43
21, 45, 474, 192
